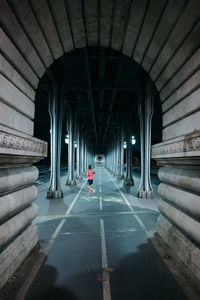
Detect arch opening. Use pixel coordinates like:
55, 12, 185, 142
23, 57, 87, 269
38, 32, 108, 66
33, 46, 162, 198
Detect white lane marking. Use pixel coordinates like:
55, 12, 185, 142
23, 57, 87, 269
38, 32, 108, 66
100, 219, 112, 300
34, 210, 158, 224
106, 170, 152, 238
99, 186, 102, 193
100, 196, 103, 211
42, 179, 87, 254
104, 196, 122, 203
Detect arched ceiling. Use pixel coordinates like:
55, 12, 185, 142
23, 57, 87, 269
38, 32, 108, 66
36, 47, 147, 151
0, 0, 199, 149
0, 0, 199, 98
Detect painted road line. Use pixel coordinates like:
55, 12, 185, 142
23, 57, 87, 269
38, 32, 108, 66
99, 186, 102, 193
15, 180, 87, 300
106, 170, 153, 238
43, 179, 87, 254
100, 218, 112, 300
34, 210, 158, 225
100, 195, 103, 211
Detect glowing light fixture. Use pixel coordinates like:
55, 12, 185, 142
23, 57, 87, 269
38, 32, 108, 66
132, 136, 136, 145
65, 134, 69, 144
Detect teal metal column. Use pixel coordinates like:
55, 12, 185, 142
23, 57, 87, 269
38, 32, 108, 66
66, 111, 76, 186
124, 114, 134, 187
47, 71, 63, 199
76, 125, 81, 179
138, 81, 155, 199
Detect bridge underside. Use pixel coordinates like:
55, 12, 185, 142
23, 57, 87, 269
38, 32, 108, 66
0, 0, 199, 296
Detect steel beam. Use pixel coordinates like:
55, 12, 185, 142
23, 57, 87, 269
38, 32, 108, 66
103, 55, 125, 143
80, 48, 98, 146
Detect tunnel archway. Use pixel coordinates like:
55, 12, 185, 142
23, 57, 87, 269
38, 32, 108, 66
34, 46, 162, 199
0, 0, 199, 291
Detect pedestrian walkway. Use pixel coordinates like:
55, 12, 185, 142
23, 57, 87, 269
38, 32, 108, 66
24, 167, 186, 299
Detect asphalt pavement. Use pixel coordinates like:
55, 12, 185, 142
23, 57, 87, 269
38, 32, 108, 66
24, 166, 186, 300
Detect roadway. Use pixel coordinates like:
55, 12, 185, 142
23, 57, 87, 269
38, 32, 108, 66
24, 166, 186, 299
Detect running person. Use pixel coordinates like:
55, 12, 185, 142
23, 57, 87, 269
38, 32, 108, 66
87, 165, 95, 195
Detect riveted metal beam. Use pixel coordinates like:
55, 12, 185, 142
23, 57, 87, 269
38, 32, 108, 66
103, 55, 125, 143
80, 48, 98, 146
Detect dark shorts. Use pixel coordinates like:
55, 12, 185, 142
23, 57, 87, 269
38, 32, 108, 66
87, 179, 93, 185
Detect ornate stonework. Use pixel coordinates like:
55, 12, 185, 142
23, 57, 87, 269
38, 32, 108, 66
152, 131, 200, 158
0, 132, 46, 154
0, 127, 47, 157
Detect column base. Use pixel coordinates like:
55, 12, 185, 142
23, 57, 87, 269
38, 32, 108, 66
66, 179, 77, 186
117, 174, 124, 180
137, 189, 153, 199
124, 178, 134, 186
46, 189, 63, 199
111, 171, 117, 176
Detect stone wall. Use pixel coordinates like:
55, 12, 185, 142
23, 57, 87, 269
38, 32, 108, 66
152, 132, 200, 280
0, 125, 47, 288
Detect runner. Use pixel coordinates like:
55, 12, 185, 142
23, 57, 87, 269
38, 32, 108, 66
87, 165, 95, 195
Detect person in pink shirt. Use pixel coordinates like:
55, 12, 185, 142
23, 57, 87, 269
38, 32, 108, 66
87, 165, 95, 195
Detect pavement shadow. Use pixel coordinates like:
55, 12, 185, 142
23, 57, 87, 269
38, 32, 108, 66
108, 241, 187, 300
25, 265, 79, 300
35, 239, 186, 300
24, 213, 186, 300
26, 216, 101, 300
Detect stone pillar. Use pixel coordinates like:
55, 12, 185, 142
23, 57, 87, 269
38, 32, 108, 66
66, 112, 76, 186
137, 87, 154, 199
152, 131, 200, 280
124, 115, 134, 186
0, 126, 47, 289
47, 74, 63, 199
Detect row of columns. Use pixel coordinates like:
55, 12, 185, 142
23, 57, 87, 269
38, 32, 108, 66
104, 121, 134, 188
105, 81, 155, 199
48, 110, 94, 198
46, 74, 155, 199
46, 73, 94, 198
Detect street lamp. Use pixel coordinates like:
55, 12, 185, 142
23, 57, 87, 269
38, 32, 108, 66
123, 141, 127, 149
132, 136, 136, 145
65, 134, 69, 144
